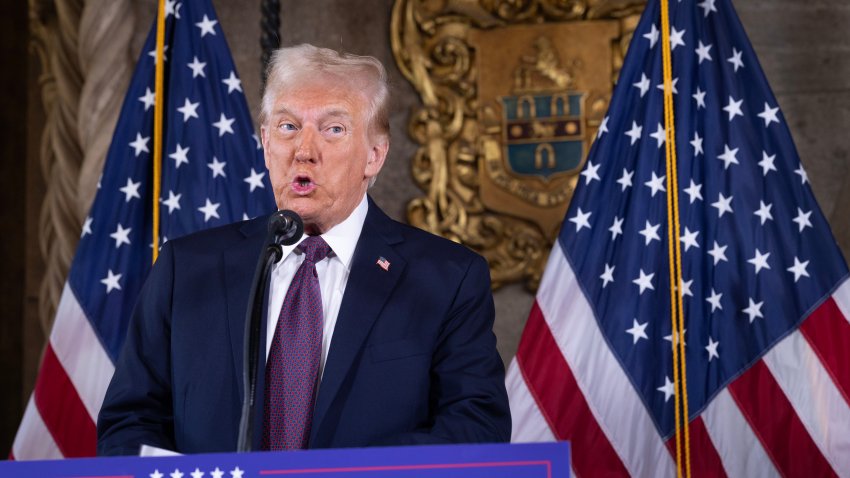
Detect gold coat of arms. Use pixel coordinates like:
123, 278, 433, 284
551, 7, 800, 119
391, 0, 645, 289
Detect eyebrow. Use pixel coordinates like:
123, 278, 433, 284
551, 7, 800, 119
272, 106, 354, 122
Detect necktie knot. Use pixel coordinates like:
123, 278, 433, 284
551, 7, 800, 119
299, 236, 331, 264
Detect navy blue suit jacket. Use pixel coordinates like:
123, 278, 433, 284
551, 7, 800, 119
97, 198, 510, 455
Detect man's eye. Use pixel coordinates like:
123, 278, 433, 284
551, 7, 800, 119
279, 123, 297, 131
328, 126, 345, 134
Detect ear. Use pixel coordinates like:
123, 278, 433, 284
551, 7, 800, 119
261, 125, 271, 170
365, 135, 389, 179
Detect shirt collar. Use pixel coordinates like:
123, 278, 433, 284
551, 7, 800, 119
278, 194, 368, 270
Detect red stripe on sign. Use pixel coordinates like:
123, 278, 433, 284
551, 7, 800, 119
727, 360, 836, 477
33, 345, 97, 457
517, 301, 629, 477
664, 417, 727, 478
800, 297, 850, 407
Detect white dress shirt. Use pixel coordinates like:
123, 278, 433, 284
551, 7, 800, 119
265, 195, 368, 378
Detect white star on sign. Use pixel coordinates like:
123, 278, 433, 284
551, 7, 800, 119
633, 269, 655, 295
110, 223, 132, 248
718, 144, 740, 170
669, 26, 686, 51
656, 77, 679, 95
759, 151, 777, 176
81, 216, 93, 237
788, 257, 810, 283
658, 376, 675, 402
793, 207, 813, 232
119, 177, 141, 202
708, 241, 728, 265
626, 319, 649, 344
609, 216, 624, 240
129, 132, 150, 157
633, 73, 651, 97
684, 179, 703, 204
645, 172, 666, 197
244, 168, 267, 192
600, 263, 615, 288
743, 298, 765, 323
138, 87, 155, 111
580, 160, 600, 184
616, 168, 633, 191
177, 98, 200, 122
794, 165, 809, 184
695, 41, 713, 64
150, 469, 164, 478
170, 468, 184, 478
639, 220, 661, 245
625, 121, 643, 145
706, 337, 720, 361
210, 468, 224, 478
711, 192, 734, 218
706, 288, 723, 312
198, 198, 221, 222
101, 269, 122, 294
222, 71, 243, 94
758, 102, 780, 127
748, 249, 771, 274
230, 466, 245, 478
208, 157, 227, 178
754, 200, 773, 225
723, 96, 744, 121
569, 207, 592, 232
728, 47, 745, 72
195, 14, 218, 37
690, 131, 703, 157
698, 0, 717, 17
161, 190, 182, 214
187, 56, 207, 78
213, 113, 235, 136
692, 87, 706, 109
649, 123, 666, 148
596, 116, 609, 139
680, 227, 700, 251
169, 143, 190, 169
643, 23, 659, 48
190, 468, 205, 478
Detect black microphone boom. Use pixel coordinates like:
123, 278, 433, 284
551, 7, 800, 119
237, 209, 304, 451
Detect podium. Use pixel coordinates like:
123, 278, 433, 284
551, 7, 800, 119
2, 442, 569, 477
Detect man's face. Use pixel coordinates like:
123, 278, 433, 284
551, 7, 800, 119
261, 77, 388, 234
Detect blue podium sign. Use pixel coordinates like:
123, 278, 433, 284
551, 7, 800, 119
2, 442, 569, 477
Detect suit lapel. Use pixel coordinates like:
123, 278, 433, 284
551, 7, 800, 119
311, 200, 406, 442
221, 218, 268, 400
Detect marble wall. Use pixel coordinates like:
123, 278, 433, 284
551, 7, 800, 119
131, 0, 850, 364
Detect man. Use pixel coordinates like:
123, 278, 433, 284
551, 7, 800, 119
97, 44, 510, 455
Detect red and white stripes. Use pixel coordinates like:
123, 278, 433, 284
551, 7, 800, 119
507, 242, 850, 477
11, 284, 115, 460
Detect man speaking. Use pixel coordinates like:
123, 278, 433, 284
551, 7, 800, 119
97, 44, 510, 454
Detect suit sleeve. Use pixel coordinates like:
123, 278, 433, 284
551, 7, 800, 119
97, 242, 177, 456
376, 254, 512, 445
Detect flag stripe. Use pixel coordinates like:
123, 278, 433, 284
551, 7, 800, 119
801, 297, 850, 407
506, 361, 556, 443
663, 417, 726, 478
727, 359, 836, 477
517, 301, 628, 477
50, 284, 116, 421
11, 398, 63, 461
536, 243, 675, 477
701, 388, 778, 478
764, 327, 850, 475
33, 345, 97, 457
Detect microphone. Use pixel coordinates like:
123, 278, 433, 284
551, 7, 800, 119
267, 209, 304, 247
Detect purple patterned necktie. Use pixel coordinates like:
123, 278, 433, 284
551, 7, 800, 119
263, 235, 331, 450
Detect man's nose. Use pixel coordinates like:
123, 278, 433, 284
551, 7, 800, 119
294, 127, 318, 163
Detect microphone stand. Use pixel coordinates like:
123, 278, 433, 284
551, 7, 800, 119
237, 211, 303, 452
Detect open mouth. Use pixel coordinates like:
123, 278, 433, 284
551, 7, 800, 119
291, 175, 316, 194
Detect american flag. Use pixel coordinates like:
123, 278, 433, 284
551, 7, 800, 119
12, 0, 274, 459
507, 0, 850, 476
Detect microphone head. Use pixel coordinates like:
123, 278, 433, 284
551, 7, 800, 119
267, 209, 304, 246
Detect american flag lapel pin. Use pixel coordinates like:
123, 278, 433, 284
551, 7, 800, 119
376, 256, 390, 271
